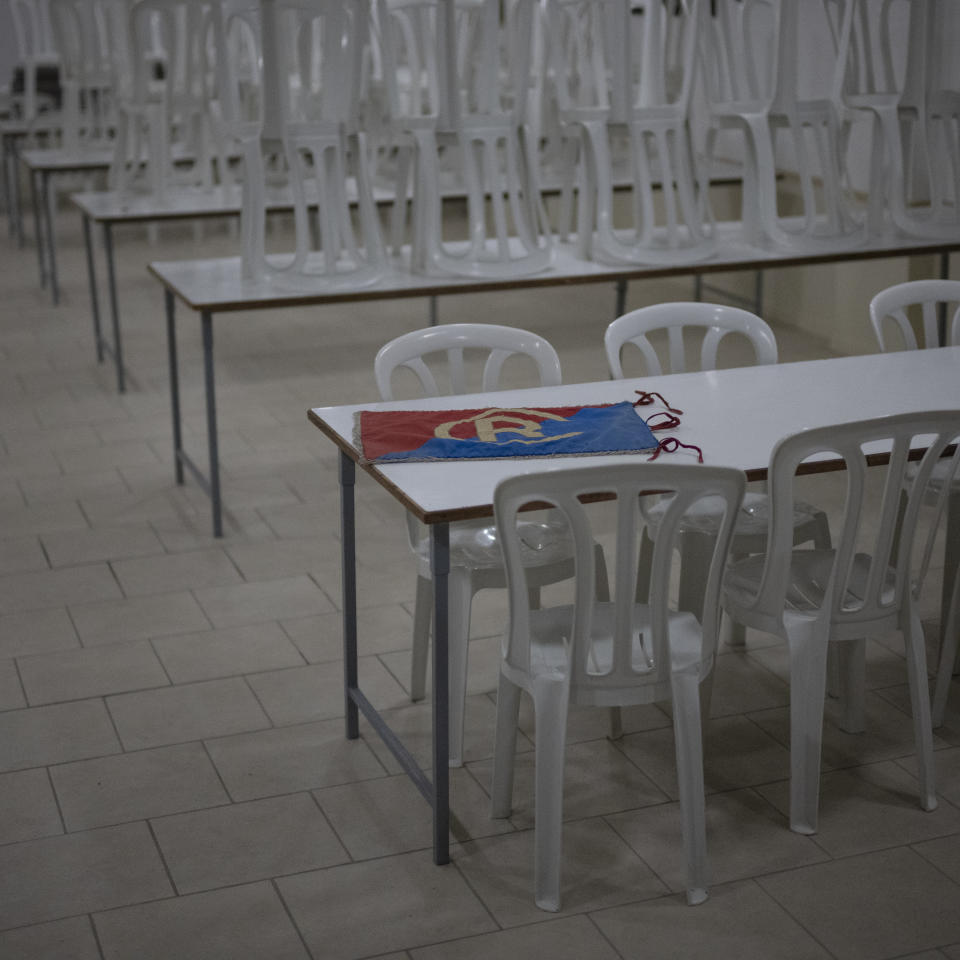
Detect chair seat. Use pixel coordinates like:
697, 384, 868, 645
414, 516, 575, 571
724, 549, 896, 614
645, 491, 825, 539
505, 602, 704, 695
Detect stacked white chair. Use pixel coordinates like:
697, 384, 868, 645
700, 0, 864, 251
374, 322, 609, 767
7, 0, 61, 136
831, 0, 958, 239
549, 0, 716, 265
378, 0, 554, 278
110, 0, 233, 201
216, 0, 386, 288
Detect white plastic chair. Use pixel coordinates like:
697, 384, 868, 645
375, 323, 608, 767
830, 0, 957, 240
490, 461, 746, 911
8, 0, 61, 132
378, 0, 554, 278
214, 0, 386, 289
110, 0, 231, 200
700, 0, 864, 251
722, 411, 960, 835
548, 0, 716, 265
605, 302, 832, 648
48, 0, 117, 153
869, 278, 960, 352
869, 279, 960, 726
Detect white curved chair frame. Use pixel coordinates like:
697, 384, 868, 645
216, 0, 386, 289
701, 0, 865, 251
375, 323, 608, 767
379, 0, 554, 279
868, 279, 960, 727
491, 462, 746, 911
550, 0, 716, 266
831, 0, 959, 240
605, 301, 832, 652
722, 411, 960, 834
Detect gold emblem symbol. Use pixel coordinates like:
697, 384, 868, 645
434, 408, 581, 444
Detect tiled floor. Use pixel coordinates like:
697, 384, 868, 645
1, 187, 960, 960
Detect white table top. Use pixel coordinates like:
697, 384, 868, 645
150, 220, 960, 313
309, 347, 960, 523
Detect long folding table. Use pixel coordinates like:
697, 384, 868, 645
307, 346, 960, 864
149, 224, 959, 537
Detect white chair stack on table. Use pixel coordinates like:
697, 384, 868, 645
110, 0, 233, 201
7, 0, 62, 137
869, 279, 960, 726
48, 0, 118, 154
547, 0, 715, 265
490, 461, 746, 911
375, 322, 608, 767
699, 0, 864, 251
830, 0, 958, 240
215, 0, 386, 289
722, 411, 960, 836
604, 301, 833, 648
377, 0, 554, 278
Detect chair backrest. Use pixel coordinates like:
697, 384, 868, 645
49, 0, 117, 148
9, 0, 58, 63
699, 0, 779, 109
494, 462, 745, 703
830, 0, 918, 104
545, 0, 630, 121
628, 0, 700, 112
375, 323, 561, 399
604, 302, 778, 378
869, 279, 960, 352
739, 410, 960, 632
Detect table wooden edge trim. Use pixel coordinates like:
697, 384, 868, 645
150, 238, 960, 314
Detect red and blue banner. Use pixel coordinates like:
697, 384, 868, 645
357, 401, 659, 463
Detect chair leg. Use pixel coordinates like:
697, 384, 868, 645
410, 575, 433, 702
903, 608, 938, 811
491, 672, 522, 819
532, 681, 570, 913
671, 669, 709, 905
786, 622, 830, 835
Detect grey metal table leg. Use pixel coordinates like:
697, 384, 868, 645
165, 288, 184, 486
201, 310, 223, 538
694, 274, 703, 301
31, 167, 46, 290
615, 278, 627, 318
429, 295, 438, 326
81, 213, 104, 363
103, 223, 125, 392
340, 453, 360, 740
430, 521, 451, 865
41, 171, 59, 305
